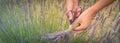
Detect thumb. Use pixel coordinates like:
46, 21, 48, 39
68, 12, 73, 20
67, 11, 74, 24
75, 7, 82, 17
66, 10, 73, 20
73, 24, 84, 31
73, 25, 85, 34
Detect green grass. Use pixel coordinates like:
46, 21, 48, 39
0, 0, 120, 43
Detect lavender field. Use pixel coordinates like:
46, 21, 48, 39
0, 0, 119, 43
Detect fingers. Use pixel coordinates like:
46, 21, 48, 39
73, 24, 87, 34
74, 24, 84, 31
66, 11, 74, 24
67, 11, 73, 20
75, 7, 82, 17
66, 7, 82, 24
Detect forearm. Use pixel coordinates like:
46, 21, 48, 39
73, 0, 79, 11
66, 0, 79, 11
90, 0, 114, 16
66, 0, 73, 11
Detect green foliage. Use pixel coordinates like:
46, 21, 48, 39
0, 0, 119, 43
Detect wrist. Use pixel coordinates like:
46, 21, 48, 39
86, 7, 98, 17
91, 5, 100, 13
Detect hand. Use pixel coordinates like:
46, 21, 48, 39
72, 0, 114, 34
73, 7, 96, 34
66, 7, 82, 24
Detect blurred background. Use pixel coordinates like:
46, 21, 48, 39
0, 0, 119, 43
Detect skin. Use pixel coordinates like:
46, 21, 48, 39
65, 0, 114, 34
65, 0, 81, 24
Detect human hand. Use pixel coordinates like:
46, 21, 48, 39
66, 7, 82, 24
72, 7, 96, 34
